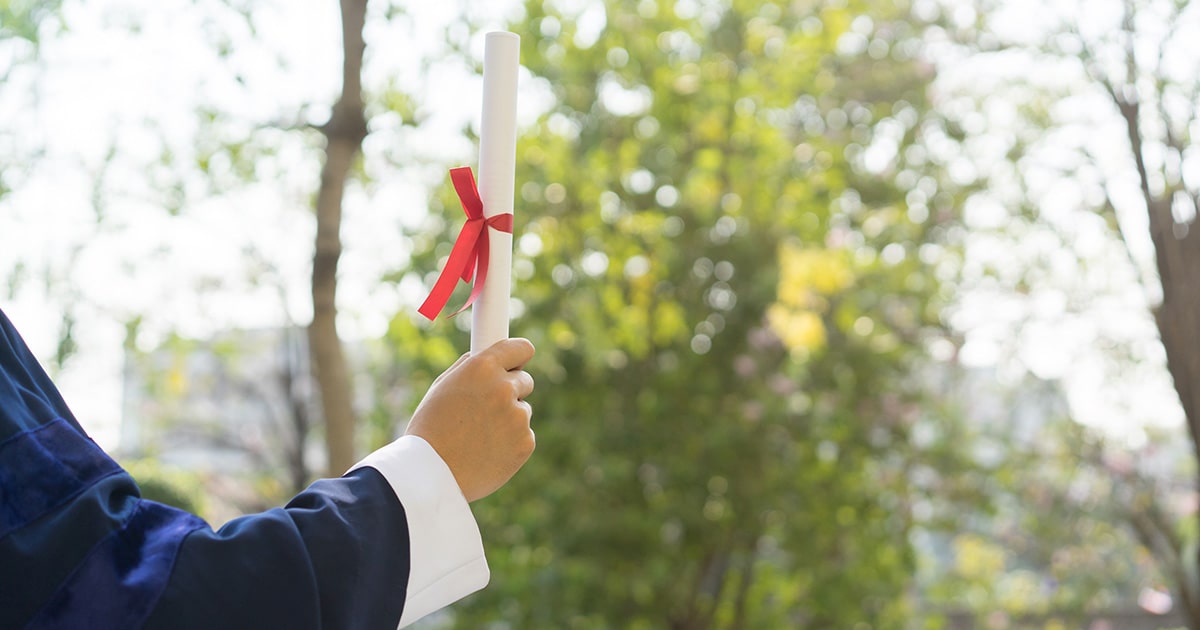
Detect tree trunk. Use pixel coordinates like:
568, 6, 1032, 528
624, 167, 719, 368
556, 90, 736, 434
310, 0, 368, 477
1145, 198, 1200, 492
1148, 198, 1200, 628
1112, 90, 1200, 629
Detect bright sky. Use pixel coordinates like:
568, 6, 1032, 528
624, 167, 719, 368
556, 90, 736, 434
1, 0, 538, 448
0, 0, 1187, 451
937, 0, 1192, 444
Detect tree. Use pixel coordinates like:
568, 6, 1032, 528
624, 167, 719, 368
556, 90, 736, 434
953, 0, 1200, 623
1076, 6, 1200, 622
1, 0, 437, 489
394, 0, 973, 626
310, 0, 369, 477
1, 0, 78, 373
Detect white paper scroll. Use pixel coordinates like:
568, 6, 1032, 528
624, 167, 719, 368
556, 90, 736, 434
470, 32, 520, 355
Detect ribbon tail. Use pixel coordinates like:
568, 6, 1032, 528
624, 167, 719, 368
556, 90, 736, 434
460, 255, 476, 284
417, 166, 511, 321
450, 228, 490, 317
417, 220, 485, 321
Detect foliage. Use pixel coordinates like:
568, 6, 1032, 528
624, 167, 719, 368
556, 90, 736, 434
4, 0, 1185, 625
123, 458, 207, 516
0, 0, 73, 366
938, 0, 1200, 624
0, 0, 63, 49
915, 371, 1177, 625
395, 0, 973, 626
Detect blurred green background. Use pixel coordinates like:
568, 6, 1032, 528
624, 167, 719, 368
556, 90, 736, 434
2, 0, 1197, 627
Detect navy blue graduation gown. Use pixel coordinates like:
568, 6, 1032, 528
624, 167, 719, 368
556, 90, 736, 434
0, 309, 414, 629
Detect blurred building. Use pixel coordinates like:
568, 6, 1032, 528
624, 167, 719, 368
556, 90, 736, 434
119, 326, 323, 492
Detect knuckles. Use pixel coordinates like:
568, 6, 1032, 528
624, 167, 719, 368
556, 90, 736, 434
510, 378, 527, 400
517, 429, 536, 459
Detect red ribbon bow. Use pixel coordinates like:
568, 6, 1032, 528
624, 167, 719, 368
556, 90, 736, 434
418, 167, 514, 321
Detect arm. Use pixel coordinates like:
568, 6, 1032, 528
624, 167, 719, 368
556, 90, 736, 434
0, 303, 535, 630
144, 338, 537, 629
146, 338, 536, 629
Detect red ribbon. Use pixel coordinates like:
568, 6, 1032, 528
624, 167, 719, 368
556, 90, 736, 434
418, 167, 513, 321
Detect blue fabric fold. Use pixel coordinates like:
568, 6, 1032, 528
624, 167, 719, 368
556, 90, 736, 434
0, 309, 206, 628
0, 418, 123, 541
25, 500, 205, 629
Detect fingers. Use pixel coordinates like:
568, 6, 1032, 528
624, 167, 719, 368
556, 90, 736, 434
512, 369, 535, 400
521, 423, 536, 457
479, 337, 536, 371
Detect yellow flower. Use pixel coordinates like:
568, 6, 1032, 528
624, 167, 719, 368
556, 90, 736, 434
777, 245, 853, 308
768, 244, 851, 352
767, 305, 826, 352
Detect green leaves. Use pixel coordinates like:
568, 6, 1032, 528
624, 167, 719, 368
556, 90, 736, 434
0, 0, 63, 47
391, 0, 968, 627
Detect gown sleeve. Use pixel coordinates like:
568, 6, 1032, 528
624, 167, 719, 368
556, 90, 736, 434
146, 437, 489, 630
0, 309, 488, 630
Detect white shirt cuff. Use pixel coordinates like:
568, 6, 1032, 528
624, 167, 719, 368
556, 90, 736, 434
350, 435, 490, 628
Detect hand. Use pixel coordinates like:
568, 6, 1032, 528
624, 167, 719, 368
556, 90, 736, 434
405, 338, 536, 502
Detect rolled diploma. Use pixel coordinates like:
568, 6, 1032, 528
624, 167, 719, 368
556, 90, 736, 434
471, 32, 520, 355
